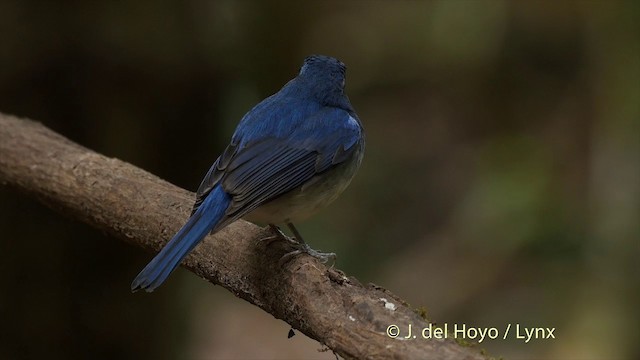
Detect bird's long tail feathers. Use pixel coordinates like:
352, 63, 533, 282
131, 187, 231, 292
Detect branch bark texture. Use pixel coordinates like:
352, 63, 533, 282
0, 112, 485, 360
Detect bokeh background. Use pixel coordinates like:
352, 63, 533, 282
0, 1, 638, 359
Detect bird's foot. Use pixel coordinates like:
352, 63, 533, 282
259, 224, 337, 266
278, 243, 337, 266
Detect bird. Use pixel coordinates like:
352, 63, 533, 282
131, 55, 365, 292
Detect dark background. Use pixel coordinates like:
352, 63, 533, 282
0, 1, 638, 359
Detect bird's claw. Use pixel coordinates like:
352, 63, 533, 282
278, 243, 337, 266
259, 225, 337, 266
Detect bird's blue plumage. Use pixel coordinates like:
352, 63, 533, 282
131, 187, 231, 292
132, 55, 364, 292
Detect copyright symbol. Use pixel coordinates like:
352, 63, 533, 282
386, 324, 400, 338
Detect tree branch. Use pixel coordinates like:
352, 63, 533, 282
0, 112, 485, 360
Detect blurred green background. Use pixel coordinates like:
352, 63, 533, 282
0, 1, 638, 359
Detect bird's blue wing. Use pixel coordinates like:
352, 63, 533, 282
191, 96, 313, 214
192, 106, 361, 226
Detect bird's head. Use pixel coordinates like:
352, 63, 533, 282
296, 55, 349, 106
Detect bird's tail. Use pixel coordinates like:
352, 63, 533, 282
131, 186, 231, 292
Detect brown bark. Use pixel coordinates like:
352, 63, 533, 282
0, 112, 486, 360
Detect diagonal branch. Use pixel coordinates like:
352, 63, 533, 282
0, 112, 485, 360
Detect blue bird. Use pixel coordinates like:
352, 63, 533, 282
131, 55, 365, 292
